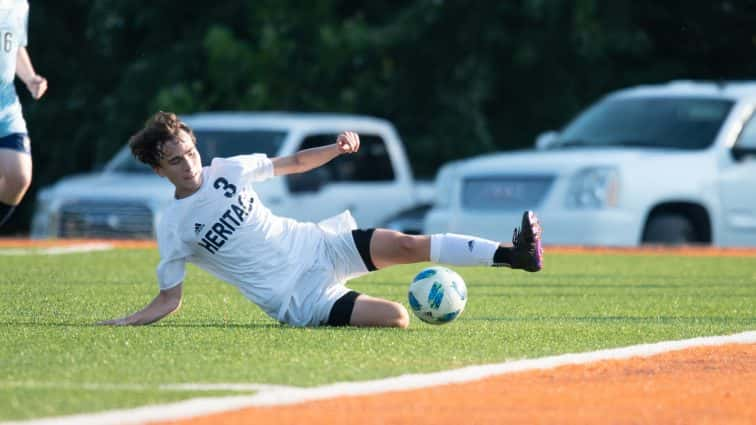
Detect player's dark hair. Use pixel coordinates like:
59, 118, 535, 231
128, 111, 197, 167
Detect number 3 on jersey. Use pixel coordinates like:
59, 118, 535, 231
213, 177, 236, 198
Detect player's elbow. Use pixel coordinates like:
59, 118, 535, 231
292, 151, 308, 173
274, 154, 306, 176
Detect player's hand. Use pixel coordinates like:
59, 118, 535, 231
25, 74, 47, 100
336, 131, 360, 155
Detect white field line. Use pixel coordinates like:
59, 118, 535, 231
161, 383, 296, 392
0, 243, 114, 256
0, 382, 296, 393
3, 330, 755, 425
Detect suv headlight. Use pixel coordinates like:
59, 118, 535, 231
566, 167, 620, 209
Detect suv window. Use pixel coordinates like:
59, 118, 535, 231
287, 133, 395, 193
736, 113, 756, 149
107, 129, 287, 173
554, 97, 734, 150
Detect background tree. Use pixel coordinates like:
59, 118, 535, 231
6, 0, 756, 233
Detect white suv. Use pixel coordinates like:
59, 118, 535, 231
424, 81, 756, 246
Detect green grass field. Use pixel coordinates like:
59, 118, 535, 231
1, 248, 754, 421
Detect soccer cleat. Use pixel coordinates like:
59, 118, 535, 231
509, 210, 544, 272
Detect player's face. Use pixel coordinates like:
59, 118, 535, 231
154, 131, 203, 198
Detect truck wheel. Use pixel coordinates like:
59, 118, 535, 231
642, 214, 698, 244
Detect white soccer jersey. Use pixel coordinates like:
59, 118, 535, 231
156, 154, 361, 326
0, 0, 27, 135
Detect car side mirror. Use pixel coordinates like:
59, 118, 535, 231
535, 131, 559, 150
732, 146, 756, 162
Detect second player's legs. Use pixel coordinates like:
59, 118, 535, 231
0, 148, 32, 205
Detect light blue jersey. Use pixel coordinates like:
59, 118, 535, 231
0, 0, 28, 137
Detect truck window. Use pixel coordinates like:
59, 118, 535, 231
288, 133, 395, 193
194, 130, 286, 164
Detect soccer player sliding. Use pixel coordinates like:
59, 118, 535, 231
99, 112, 543, 328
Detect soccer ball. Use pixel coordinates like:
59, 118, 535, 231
408, 266, 467, 325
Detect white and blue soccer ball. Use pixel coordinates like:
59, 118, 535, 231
408, 266, 467, 325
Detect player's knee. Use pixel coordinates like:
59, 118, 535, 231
397, 234, 420, 257
1, 169, 31, 200
389, 303, 410, 329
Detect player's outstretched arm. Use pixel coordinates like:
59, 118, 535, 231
98, 284, 183, 326
272, 131, 360, 176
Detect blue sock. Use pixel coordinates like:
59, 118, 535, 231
0, 202, 15, 227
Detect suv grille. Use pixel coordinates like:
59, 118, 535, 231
59, 201, 154, 239
461, 175, 555, 210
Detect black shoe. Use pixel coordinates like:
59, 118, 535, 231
510, 210, 543, 272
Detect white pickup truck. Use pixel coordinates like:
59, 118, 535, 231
31, 112, 433, 239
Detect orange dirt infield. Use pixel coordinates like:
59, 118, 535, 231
156, 343, 755, 425
549, 245, 756, 257
3, 238, 756, 257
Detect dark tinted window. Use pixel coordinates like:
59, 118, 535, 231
287, 133, 395, 193
107, 130, 287, 172
554, 97, 733, 150
194, 130, 285, 165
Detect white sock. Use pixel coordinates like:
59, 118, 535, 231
429, 233, 499, 267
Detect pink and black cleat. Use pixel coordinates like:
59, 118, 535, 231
510, 210, 543, 272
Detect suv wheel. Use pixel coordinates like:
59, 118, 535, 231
642, 214, 698, 245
